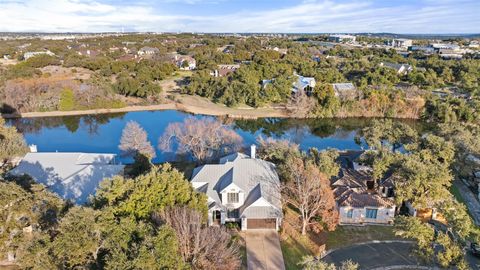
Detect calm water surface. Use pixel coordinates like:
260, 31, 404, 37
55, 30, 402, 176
7, 110, 427, 163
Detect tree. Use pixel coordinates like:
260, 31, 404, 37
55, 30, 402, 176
93, 164, 207, 219
58, 88, 76, 111
300, 256, 358, 270
287, 91, 317, 118
119, 121, 156, 159
394, 216, 435, 262
159, 117, 243, 163
282, 156, 338, 235
158, 206, 240, 270
0, 117, 28, 164
50, 207, 101, 269
308, 148, 340, 179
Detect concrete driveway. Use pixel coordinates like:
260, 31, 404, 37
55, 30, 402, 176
246, 230, 285, 270
323, 241, 423, 269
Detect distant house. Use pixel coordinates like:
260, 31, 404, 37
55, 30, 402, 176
191, 145, 283, 230
77, 49, 100, 57
169, 53, 196, 70
292, 74, 316, 95
138, 46, 159, 56
332, 168, 396, 225
212, 64, 241, 77
267, 46, 288, 55
391, 38, 413, 49
23, 50, 55, 60
328, 34, 356, 43
332, 83, 359, 101
379, 62, 413, 75
9, 152, 125, 204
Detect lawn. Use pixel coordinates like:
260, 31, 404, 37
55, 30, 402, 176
324, 225, 402, 250
281, 224, 401, 269
280, 235, 313, 270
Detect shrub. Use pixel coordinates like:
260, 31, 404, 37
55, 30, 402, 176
58, 88, 76, 111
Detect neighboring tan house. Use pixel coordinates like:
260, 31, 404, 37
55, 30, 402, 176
212, 64, 241, 77
9, 152, 125, 204
332, 168, 396, 225
292, 74, 316, 95
190, 145, 283, 230
332, 83, 360, 101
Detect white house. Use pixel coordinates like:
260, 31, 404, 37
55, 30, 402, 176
191, 145, 283, 230
380, 62, 413, 75
292, 74, 316, 95
391, 38, 413, 49
328, 34, 356, 43
23, 50, 55, 60
332, 169, 396, 225
138, 46, 159, 56
9, 152, 124, 204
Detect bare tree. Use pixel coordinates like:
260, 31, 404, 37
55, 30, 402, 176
157, 207, 240, 270
286, 91, 317, 118
119, 121, 156, 158
158, 117, 243, 163
282, 156, 338, 235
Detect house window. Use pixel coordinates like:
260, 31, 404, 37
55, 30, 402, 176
347, 209, 353, 218
227, 209, 239, 218
227, 193, 239, 203
366, 208, 378, 219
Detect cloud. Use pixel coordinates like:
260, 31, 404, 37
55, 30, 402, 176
0, 0, 478, 33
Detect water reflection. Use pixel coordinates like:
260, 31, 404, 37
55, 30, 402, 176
7, 110, 429, 164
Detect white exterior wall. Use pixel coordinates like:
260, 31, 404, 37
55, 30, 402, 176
338, 206, 395, 225
220, 183, 245, 208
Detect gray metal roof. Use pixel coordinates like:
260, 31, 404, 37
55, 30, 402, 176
191, 153, 282, 219
9, 152, 124, 204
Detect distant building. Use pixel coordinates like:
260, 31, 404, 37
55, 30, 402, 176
138, 46, 159, 56
332, 83, 359, 101
292, 74, 316, 95
9, 152, 125, 204
77, 49, 100, 57
168, 53, 196, 70
379, 62, 413, 75
408, 45, 435, 54
267, 46, 288, 55
23, 50, 55, 60
391, 38, 413, 48
328, 34, 356, 43
212, 64, 241, 77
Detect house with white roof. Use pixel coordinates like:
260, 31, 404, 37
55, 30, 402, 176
9, 152, 124, 204
391, 38, 413, 49
292, 74, 316, 95
190, 145, 283, 230
379, 62, 413, 75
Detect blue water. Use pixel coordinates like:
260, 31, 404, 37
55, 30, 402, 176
8, 110, 423, 164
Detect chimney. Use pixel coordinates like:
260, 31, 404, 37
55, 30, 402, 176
29, 144, 37, 153
250, 144, 256, 159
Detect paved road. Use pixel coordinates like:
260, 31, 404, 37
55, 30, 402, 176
323, 242, 423, 269
246, 230, 285, 270
453, 180, 480, 225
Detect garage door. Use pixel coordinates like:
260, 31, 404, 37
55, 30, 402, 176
247, 218, 276, 229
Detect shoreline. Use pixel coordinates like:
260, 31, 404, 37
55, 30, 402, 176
0, 102, 289, 119
1, 101, 421, 120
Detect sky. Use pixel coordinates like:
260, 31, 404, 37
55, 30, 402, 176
0, 0, 479, 33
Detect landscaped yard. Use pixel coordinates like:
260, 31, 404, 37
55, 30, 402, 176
280, 234, 314, 270
324, 225, 402, 250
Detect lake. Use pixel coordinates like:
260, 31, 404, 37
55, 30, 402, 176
7, 110, 427, 164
